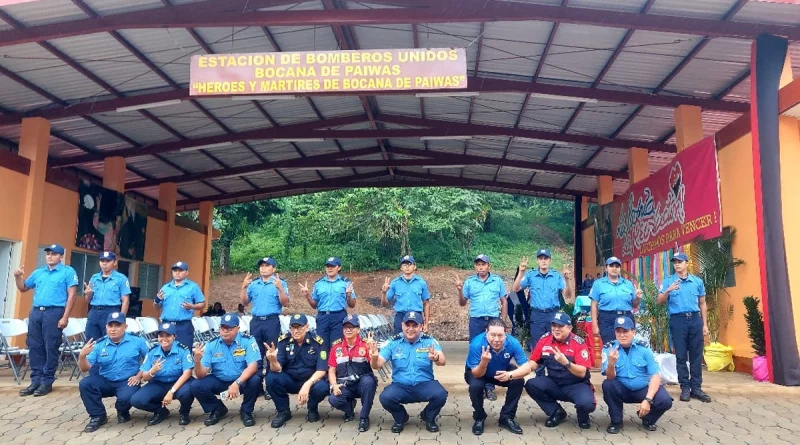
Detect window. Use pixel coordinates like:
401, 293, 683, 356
137, 262, 162, 300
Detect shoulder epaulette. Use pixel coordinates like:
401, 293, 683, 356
571, 334, 585, 345
540, 332, 551, 339
603, 341, 614, 348
176, 342, 190, 350
420, 333, 432, 339
313, 334, 324, 345
148, 343, 160, 351
277, 333, 289, 342
95, 335, 108, 343
240, 333, 253, 339
331, 338, 343, 346
341, 276, 351, 282
390, 333, 403, 340
635, 339, 649, 347
314, 276, 326, 283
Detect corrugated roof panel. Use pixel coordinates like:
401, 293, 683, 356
494, 170, 531, 185
546, 145, 598, 167
538, 24, 627, 85
145, 101, 221, 138
203, 144, 258, 168
205, 177, 253, 194
0, 75, 51, 111
376, 95, 421, 117
309, 96, 365, 118
734, 0, 800, 25
530, 171, 571, 188
0, 42, 61, 74
424, 139, 469, 153
11, 63, 111, 102
586, 147, 629, 171
566, 175, 597, 193
506, 139, 553, 161
158, 151, 221, 174
193, 27, 275, 54
250, 141, 304, 161
127, 155, 184, 178
387, 138, 424, 149
649, 152, 674, 173
334, 139, 378, 151
422, 96, 470, 122
55, 121, 130, 150
191, 101, 272, 134
570, 0, 649, 13
470, 93, 526, 127
417, 22, 482, 73
281, 170, 324, 183
260, 98, 319, 125
518, 97, 578, 132
613, 178, 630, 195
268, 25, 339, 53
353, 25, 414, 50
463, 165, 500, 179
240, 170, 283, 188
666, 38, 751, 97
178, 181, 219, 198
616, 106, 674, 141
478, 21, 551, 79
701, 110, 740, 136
569, 102, 640, 137
116, 28, 200, 86
81, 0, 171, 15
468, 136, 510, 158
648, 0, 735, 19
722, 73, 750, 102
1, 0, 85, 26
90, 112, 178, 145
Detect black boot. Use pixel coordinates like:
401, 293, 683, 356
19, 384, 38, 397
84, 415, 108, 433
148, 407, 169, 426
240, 411, 255, 427
179, 413, 191, 425
271, 411, 292, 428
498, 417, 523, 434
33, 384, 52, 397
472, 418, 485, 435
117, 410, 131, 424
204, 404, 229, 426
358, 418, 370, 432
545, 406, 567, 428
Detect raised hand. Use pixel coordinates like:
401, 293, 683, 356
346, 282, 354, 295
635, 281, 644, 299
519, 256, 529, 273
428, 345, 438, 362
192, 343, 205, 361
154, 289, 165, 305
667, 279, 680, 293
382, 277, 390, 293
608, 345, 619, 366
368, 337, 379, 359
83, 281, 93, 295
79, 338, 96, 358
264, 342, 278, 362
241, 272, 253, 289
562, 266, 571, 280
150, 357, 165, 375
480, 345, 492, 363
453, 274, 463, 292
299, 281, 310, 295
13, 266, 24, 278
553, 346, 569, 366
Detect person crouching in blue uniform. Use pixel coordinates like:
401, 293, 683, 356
601, 317, 673, 434
130, 322, 195, 426
77, 312, 149, 432
372, 311, 448, 434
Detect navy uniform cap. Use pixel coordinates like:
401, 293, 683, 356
342, 314, 360, 327
106, 312, 126, 325
258, 256, 277, 267
289, 313, 308, 326
325, 257, 342, 267
157, 322, 176, 335
671, 252, 689, 262
99, 251, 116, 261
474, 254, 490, 264
220, 314, 239, 327
400, 255, 416, 265
605, 257, 622, 266
44, 244, 65, 255
550, 311, 571, 326
171, 261, 189, 271
614, 316, 635, 330
402, 311, 424, 324
536, 248, 552, 258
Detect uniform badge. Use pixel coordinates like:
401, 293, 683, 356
328, 257, 335, 262
233, 348, 246, 357
320, 351, 327, 360
581, 350, 589, 360
358, 347, 365, 356
504, 352, 510, 359
224, 315, 232, 322
162, 323, 170, 330
294, 314, 301, 320
617, 317, 625, 324
111, 312, 119, 318
308, 348, 315, 355
336, 349, 343, 358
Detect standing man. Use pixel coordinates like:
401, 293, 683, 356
372, 312, 448, 434
658, 252, 712, 403
77, 312, 148, 432
84, 251, 131, 345
300, 257, 356, 349
381, 255, 431, 334
13, 243, 79, 397
328, 315, 377, 432
265, 314, 330, 428
601, 317, 673, 434
464, 318, 526, 436
191, 314, 262, 427
512, 249, 573, 342
590, 257, 642, 344
154, 261, 205, 348
524, 312, 596, 430
457, 254, 507, 401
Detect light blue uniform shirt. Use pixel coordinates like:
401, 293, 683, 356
462, 273, 507, 317
659, 274, 705, 315
312, 275, 355, 312
519, 269, 565, 310
466, 332, 528, 377
88, 270, 131, 306
140, 343, 193, 383
201, 332, 260, 382
380, 333, 442, 386
589, 277, 636, 311
87, 333, 149, 381
387, 274, 430, 312
601, 340, 660, 391
157, 279, 205, 321
24, 262, 79, 307
246, 276, 290, 316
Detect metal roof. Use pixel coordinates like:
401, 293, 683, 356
0, 0, 795, 208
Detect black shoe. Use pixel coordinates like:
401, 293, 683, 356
343, 411, 356, 422
472, 418, 485, 436
485, 389, 497, 401
391, 413, 409, 433
607, 423, 623, 434
83, 415, 108, 433
204, 404, 228, 426
148, 408, 169, 426
358, 418, 370, 432
241, 411, 255, 427
544, 407, 567, 428
179, 413, 191, 425
419, 411, 439, 432
642, 420, 658, 431
117, 411, 131, 424
498, 417, 523, 435
264, 393, 272, 401
579, 420, 592, 429
271, 411, 292, 428
306, 410, 320, 422
680, 388, 691, 402
33, 384, 52, 397
19, 384, 39, 397
691, 388, 712, 403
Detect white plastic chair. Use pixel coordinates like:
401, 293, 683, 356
192, 317, 212, 341
0, 319, 29, 384
204, 316, 220, 334
136, 317, 160, 341
279, 315, 290, 334
125, 318, 143, 336
239, 315, 252, 334
59, 318, 86, 380
306, 315, 317, 331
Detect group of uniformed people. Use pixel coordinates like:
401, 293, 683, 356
12, 244, 711, 434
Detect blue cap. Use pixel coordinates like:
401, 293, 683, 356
289, 313, 308, 326
220, 314, 240, 327
402, 311, 424, 324
342, 314, 360, 327
400, 255, 416, 265
671, 252, 689, 262
106, 311, 126, 325
614, 316, 635, 330
44, 244, 65, 255
550, 311, 571, 326
157, 322, 176, 335
171, 261, 189, 271
258, 257, 277, 267
99, 251, 116, 261
474, 254, 490, 264
536, 248, 552, 258
325, 257, 342, 267
605, 257, 622, 266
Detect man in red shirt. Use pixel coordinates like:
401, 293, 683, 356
327, 314, 377, 432
525, 312, 596, 430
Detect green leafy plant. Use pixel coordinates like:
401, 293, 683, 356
513, 304, 530, 348
635, 279, 671, 353
742, 296, 766, 356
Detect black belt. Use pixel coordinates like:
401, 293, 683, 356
34, 306, 64, 311
164, 320, 191, 324
671, 311, 700, 318
319, 309, 346, 315
531, 307, 559, 313
252, 314, 279, 320
600, 310, 631, 315
472, 316, 495, 321
91, 305, 121, 309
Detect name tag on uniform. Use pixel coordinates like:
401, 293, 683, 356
415, 348, 428, 353
232, 348, 246, 357
213, 352, 224, 358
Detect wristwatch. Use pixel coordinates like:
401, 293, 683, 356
644, 397, 653, 404
169, 388, 176, 394
235, 379, 243, 387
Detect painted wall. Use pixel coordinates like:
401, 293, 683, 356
778, 115, 800, 351
0, 166, 27, 241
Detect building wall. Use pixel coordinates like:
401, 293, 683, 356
0, 167, 27, 241
778, 116, 800, 351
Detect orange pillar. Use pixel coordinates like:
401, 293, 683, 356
198, 201, 214, 297
158, 183, 178, 283
15, 117, 51, 319
580, 196, 589, 221
103, 156, 126, 193
628, 147, 649, 184
674, 105, 704, 151
597, 175, 613, 205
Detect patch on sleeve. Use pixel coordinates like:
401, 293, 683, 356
320, 351, 327, 360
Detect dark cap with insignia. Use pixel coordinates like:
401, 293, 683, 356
157, 322, 176, 335
671, 252, 688, 262
220, 314, 240, 327
106, 312, 126, 325
44, 244, 65, 255
550, 311, 571, 326
400, 255, 416, 265
99, 251, 116, 261
536, 248, 552, 258
289, 313, 308, 326
474, 254, 490, 264
342, 314, 360, 327
614, 316, 635, 330
402, 311, 424, 324
605, 256, 622, 266
325, 257, 342, 267
258, 256, 277, 267
171, 261, 189, 271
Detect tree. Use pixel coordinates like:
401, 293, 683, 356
213, 201, 281, 274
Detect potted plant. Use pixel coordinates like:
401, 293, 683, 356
743, 296, 768, 382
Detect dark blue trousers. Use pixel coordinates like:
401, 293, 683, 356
525, 376, 596, 423
379, 380, 448, 424
602, 379, 673, 425
529, 309, 558, 345
598, 311, 634, 345
265, 372, 329, 413
27, 307, 65, 386
393, 312, 408, 335
669, 312, 704, 390
328, 374, 378, 420
191, 374, 262, 414
316, 310, 347, 350
130, 379, 194, 414
250, 316, 281, 368
86, 306, 121, 343
465, 366, 523, 421
160, 319, 194, 348
79, 374, 140, 417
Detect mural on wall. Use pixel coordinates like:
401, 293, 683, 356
76, 180, 147, 260
118, 197, 147, 261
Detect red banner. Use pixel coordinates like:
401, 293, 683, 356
613, 137, 722, 261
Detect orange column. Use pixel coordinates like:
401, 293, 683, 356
628, 147, 649, 184
158, 183, 178, 283
674, 105, 704, 151
597, 175, 613, 205
103, 156, 126, 193
198, 201, 214, 297
580, 196, 589, 221
15, 117, 51, 319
